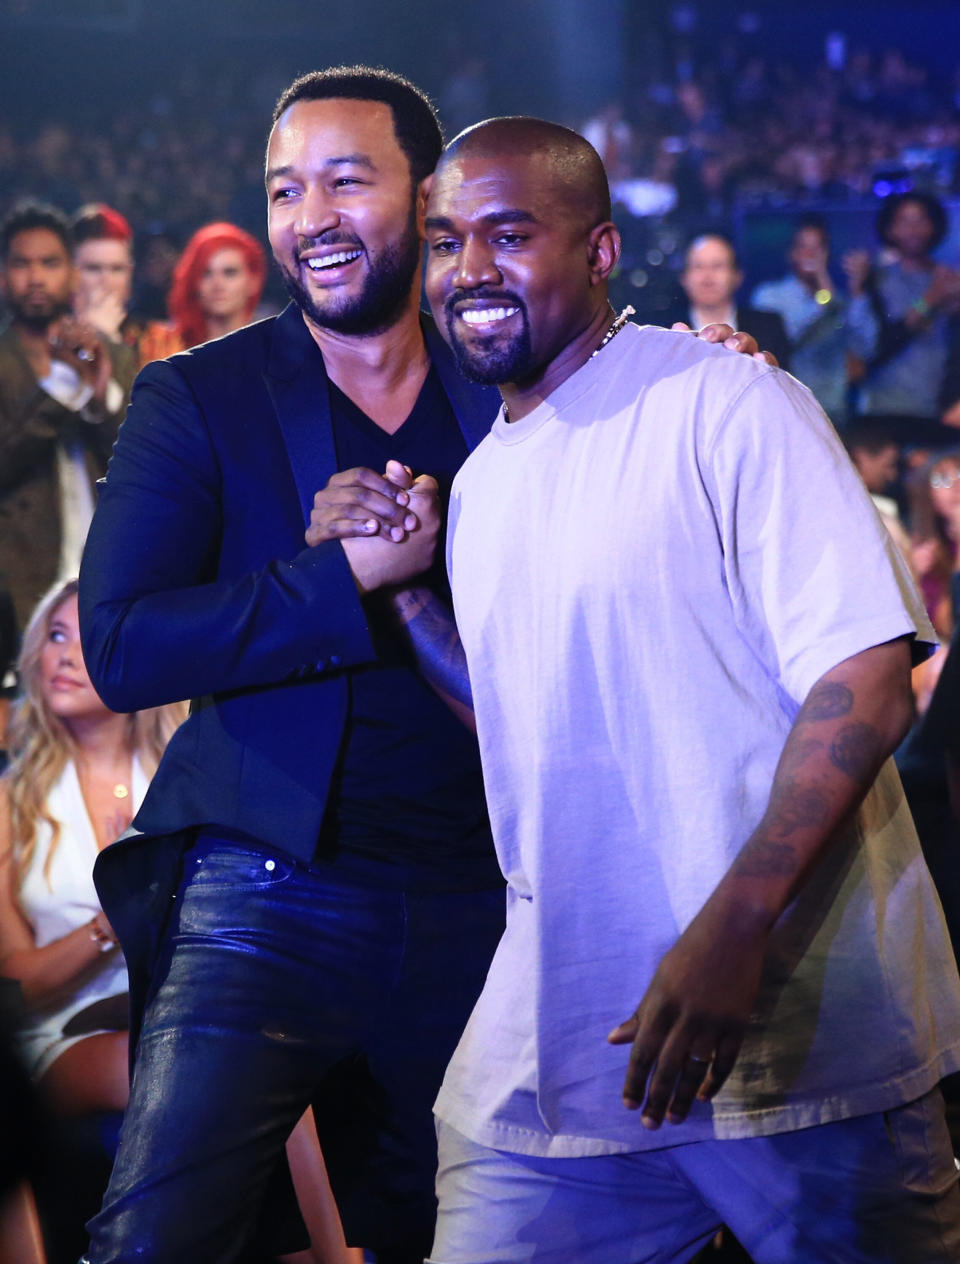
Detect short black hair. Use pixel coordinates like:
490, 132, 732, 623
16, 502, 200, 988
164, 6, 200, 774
793, 213, 830, 246
1, 201, 72, 260
441, 116, 612, 226
272, 65, 443, 186
875, 191, 948, 250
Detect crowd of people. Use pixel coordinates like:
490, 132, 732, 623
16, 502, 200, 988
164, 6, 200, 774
0, 38, 959, 1264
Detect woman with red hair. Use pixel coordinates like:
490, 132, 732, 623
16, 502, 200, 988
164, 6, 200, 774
139, 222, 266, 364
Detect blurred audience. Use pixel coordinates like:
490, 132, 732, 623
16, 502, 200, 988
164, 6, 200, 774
844, 423, 912, 564
70, 205, 142, 351
0, 203, 135, 633
669, 232, 791, 367
138, 220, 267, 363
0, 579, 184, 1113
0, 578, 184, 1261
855, 193, 960, 439
751, 216, 877, 425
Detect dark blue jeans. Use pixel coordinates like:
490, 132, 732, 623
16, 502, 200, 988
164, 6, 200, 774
84, 839, 505, 1263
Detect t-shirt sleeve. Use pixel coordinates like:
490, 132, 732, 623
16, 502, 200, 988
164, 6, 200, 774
703, 369, 935, 704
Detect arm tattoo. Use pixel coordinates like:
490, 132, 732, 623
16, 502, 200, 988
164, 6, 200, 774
829, 722, 884, 781
395, 591, 473, 708
733, 841, 799, 879
801, 680, 854, 722
765, 777, 831, 837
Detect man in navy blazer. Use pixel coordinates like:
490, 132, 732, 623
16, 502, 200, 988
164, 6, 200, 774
79, 68, 505, 1263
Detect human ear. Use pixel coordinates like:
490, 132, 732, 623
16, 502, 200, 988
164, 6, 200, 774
587, 222, 621, 287
416, 175, 434, 238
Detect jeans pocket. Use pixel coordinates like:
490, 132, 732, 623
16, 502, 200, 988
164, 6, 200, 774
185, 845, 295, 893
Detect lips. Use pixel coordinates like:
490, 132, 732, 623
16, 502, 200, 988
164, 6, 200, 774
50, 675, 83, 689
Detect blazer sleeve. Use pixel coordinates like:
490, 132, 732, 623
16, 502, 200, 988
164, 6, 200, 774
79, 358, 375, 712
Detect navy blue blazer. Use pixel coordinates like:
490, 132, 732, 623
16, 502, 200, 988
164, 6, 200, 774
79, 303, 499, 1029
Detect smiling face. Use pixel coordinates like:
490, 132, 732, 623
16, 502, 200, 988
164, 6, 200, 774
424, 150, 611, 388
38, 594, 108, 724
196, 246, 258, 324
265, 97, 423, 336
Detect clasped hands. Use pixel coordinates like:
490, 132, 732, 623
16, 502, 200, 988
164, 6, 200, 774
305, 459, 440, 594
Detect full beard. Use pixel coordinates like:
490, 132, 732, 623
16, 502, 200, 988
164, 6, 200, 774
9, 294, 71, 333
278, 210, 422, 338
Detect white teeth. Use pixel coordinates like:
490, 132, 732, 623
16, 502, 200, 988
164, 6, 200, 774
460, 306, 519, 326
305, 249, 362, 270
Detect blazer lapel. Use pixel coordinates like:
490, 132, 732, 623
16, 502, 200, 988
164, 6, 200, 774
263, 304, 338, 529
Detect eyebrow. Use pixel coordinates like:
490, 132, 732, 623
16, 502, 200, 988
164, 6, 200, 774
265, 154, 377, 182
424, 209, 539, 231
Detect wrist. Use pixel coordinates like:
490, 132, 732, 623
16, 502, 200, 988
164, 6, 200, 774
389, 586, 432, 625
88, 917, 114, 953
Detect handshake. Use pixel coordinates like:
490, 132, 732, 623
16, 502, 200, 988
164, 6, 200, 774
305, 459, 441, 595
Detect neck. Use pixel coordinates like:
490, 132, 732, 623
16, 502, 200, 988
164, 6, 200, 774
204, 311, 247, 340
13, 318, 53, 353
65, 710, 131, 770
302, 287, 430, 431
690, 300, 736, 328
898, 253, 932, 275
500, 300, 616, 423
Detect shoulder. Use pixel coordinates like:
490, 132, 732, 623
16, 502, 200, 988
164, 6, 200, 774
167, 314, 278, 379
750, 277, 790, 306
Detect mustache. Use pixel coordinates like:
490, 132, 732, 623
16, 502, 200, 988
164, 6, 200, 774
296, 231, 364, 259
444, 288, 526, 316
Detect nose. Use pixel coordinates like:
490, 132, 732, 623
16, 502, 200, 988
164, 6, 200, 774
452, 238, 501, 291
294, 186, 340, 241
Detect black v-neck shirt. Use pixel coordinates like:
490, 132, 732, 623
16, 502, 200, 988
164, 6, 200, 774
318, 368, 498, 887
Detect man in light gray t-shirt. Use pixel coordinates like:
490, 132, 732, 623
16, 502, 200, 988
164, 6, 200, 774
390, 117, 960, 1263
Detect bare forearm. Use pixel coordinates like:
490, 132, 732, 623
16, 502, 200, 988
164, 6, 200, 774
713, 638, 915, 930
1, 918, 115, 1006
389, 586, 475, 731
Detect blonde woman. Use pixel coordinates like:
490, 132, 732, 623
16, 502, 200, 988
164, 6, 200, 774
0, 578, 186, 1112
0, 580, 358, 1264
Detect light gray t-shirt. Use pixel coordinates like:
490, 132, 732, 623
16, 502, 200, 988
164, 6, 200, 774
439, 323, 960, 1158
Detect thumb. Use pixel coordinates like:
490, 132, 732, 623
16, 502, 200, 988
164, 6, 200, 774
384, 459, 414, 489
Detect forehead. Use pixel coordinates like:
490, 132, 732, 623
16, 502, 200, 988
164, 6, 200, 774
49, 594, 79, 627
205, 246, 248, 270
793, 227, 825, 248
8, 227, 70, 260
267, 98, 408, 176
687, 238, 735, 267
429, 151, 566, 225
75, 238, 131, 264
893, 200, 932, 224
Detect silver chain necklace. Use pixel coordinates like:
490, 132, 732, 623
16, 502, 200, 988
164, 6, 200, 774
502, 305, 636, 422
590, 305, 635, 357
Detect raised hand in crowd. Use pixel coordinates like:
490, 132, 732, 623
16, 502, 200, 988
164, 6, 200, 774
46, 315, 113, 405
74, 278, 128, 345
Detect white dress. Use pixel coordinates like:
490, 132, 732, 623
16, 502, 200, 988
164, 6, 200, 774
15, 757, 146, 1079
